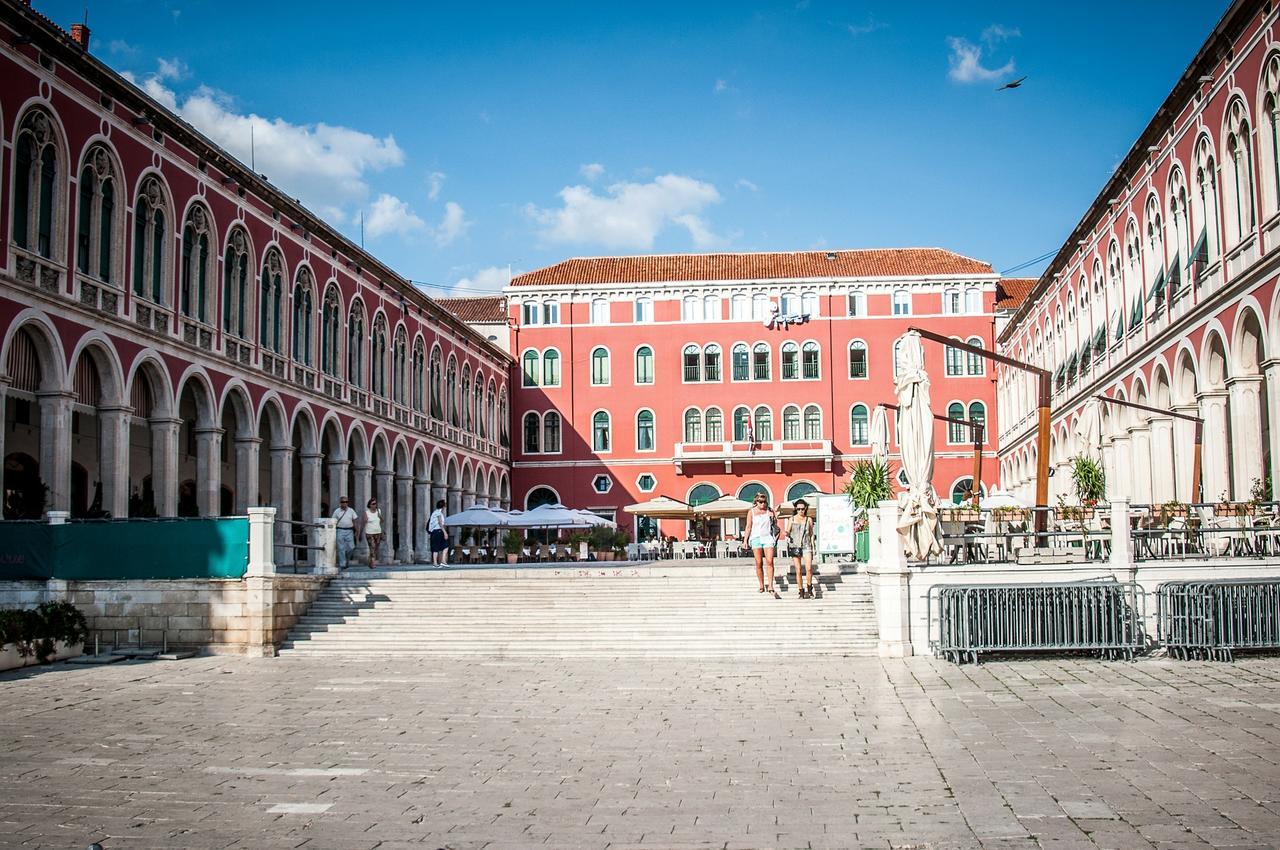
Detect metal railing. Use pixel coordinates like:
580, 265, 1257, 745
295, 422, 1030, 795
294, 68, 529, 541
917, 506, 1111, 566
1129, 502, 1280, 562
279, 518, 325, 573
928, 580, 1145, 664
1157, 579, 1280, 661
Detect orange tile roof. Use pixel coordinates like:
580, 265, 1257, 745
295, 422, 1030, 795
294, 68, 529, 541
996, 278, 1036, 311
509, 248, 994, 287
433, 295, 508, 323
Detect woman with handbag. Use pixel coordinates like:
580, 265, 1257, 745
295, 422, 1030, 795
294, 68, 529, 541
785, 499, 816, 599
743, 493, 780, 598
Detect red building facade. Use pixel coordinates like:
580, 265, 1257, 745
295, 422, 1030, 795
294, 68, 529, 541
507, 250, 1002, 539
0, 1, 511, 565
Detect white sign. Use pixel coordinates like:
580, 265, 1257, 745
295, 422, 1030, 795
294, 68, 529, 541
816, 493, 855, 555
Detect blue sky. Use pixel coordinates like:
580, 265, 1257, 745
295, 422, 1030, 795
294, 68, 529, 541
43, 1, 1227, 294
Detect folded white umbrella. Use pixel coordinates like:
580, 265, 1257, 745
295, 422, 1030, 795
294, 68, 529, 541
870, 405, 890, 463
894, 331, 943, 560
443, 506, 511, 527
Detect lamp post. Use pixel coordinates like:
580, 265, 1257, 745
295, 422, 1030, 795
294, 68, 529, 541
1095, 393, 1203, 503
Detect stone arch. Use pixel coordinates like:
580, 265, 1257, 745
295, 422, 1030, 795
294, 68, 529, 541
174, 368, 218, 516
2, 318, 68, 516
1229, 306, 1271, 501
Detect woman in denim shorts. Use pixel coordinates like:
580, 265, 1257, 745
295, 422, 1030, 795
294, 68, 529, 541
743, 493, 780, 598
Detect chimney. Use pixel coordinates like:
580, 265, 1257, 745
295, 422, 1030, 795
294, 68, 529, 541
70, 22, 90, 51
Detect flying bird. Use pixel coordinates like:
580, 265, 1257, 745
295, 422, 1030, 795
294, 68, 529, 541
996, 76, 1028, 91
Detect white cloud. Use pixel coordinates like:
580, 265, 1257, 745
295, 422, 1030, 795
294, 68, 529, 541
713, 78, 730, 94
946, 36, 1015, 84
579, 162, 605, 181
981, 24, 1020, 46
365, 194, 426, 239
735, 178, 759, 192
106, 39, 138, 57
846, 16, 887, 36
435, 201, 470, 246
156, 57, 189, 81
526, 173, 723, 250
443, 265, 514, 296
426, 171, 446, 200
125, 66, 406, 229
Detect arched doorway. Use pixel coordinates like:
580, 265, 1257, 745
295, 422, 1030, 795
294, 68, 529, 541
3, 324, 64, 517
688, 482, 722, 542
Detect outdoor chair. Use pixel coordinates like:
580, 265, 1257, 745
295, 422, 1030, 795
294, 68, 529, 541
536, 543, 553, 562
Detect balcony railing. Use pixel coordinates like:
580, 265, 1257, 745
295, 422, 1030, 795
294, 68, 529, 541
674, 438, 832, 473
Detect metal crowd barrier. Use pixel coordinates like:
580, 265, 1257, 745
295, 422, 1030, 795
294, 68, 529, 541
1157, 579, 1280, 661
929, 580, 1145, 664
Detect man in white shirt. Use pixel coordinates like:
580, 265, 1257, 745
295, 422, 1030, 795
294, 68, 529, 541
428, 499, 448, 566
332, 496, 358, 569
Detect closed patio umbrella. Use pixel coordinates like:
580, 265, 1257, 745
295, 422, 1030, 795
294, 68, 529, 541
1074, 398, 1103, 462
894, 331, 943, 560
870, 405, 890, 463
623, 495, 696, 519
978, 488, 1027, 510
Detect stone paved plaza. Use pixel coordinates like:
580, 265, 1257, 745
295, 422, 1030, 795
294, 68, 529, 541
2, 655, 1280, 849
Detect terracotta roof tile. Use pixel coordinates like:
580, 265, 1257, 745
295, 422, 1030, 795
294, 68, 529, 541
996, 278, 1036, 311
433, 295, 508, 323
509, 248, 994, 287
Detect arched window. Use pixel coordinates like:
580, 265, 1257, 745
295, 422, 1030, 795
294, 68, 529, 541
1225, 99, 1257, 244
732, 406, 750, 441
180, 206, 212, 322
751, 293, 770, 321
753, 405, 772, 441
968, 402, 986, 442
780, 292, 800, 316
522, 412, 541, 453
1263, 54, 1280, 217
688, 483, 720, 507
132, 176, 167, 302
463, 367, 473, 430
522, 349, 539, 387
947, 402, 966, 443
731, 343, 749, 381
966, 337, 985, 375
222, 228, 250, 338
370, 317, 388, 398
738, 482, 769, 505
1168, 170, 1190, 302
592, 411, 611, 452
682, 295, 701, 321
498, 390, 509, 447
429, 347, 443, 418
636, 409, 655, 451
683, 344, 701, 382
634, 297, 653, 323
291, 270, 314, 366
320, 286, 341, 377
945, 340, 963, 376
591, 298, 609, 324
1193, 134, 1220, 266
703, 294, 720, 320
76, 145, 117, 283
591, 347, 610, 385
803, 404, 821, 440
542, 349, 560, 386
752, 343, 770, 380
951, 478, 983, 504
526, 486, 558, 510
11, 109, 60, 259
781, 341, 799, 380
635, 345, 654, 384
475, 380, 486, 436
893, 338, 906, 377
260, 250, 284, 353
782, 405, 801, 440
487, 381, 496, 437
684, 408, 703, 443
346, 300, 365, 387
892, 289, 910, 315
543, 411, 562, 453
849, 340, 868, 378
850, 404, 869, 445
391, 326, 407, 403
411, 339, 425, 412
705, 407, 723, 441
801, 292, 819, 316
445, 356, 458, 423
787, 481, 819, 502
703, 344, 721, 381
802, 341, 820, 379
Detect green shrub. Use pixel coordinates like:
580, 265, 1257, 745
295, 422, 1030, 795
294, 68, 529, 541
503, 530, 525, 555
588, 525, 615, 551
0, 601, 89, 662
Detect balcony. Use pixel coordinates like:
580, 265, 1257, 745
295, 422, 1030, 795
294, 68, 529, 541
674, 439, 832, 474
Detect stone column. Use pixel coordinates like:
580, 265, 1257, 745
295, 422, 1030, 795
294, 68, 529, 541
1148, 416, 1176, 503
1172, 404, 1199, 502
149, 416, 182, 517
447, 486, 462, 544
351, 464, 373, 560
326, 458, 350, 512
1198, 390, 1231, 503
1128, 423, 1153, 505
233, 436, 261, 513
375, 470, 394, 563
0, 381, 7, 481
299, 453, 323, 533
395, 474, 414, 563
1227, 375, 1266, 501
866, 499, 913, 657
36, 391, 74, 513
1108, 498, 1133, 571
245, 507, 277, 658
1264, 359, 1280, 499
414, 479, 432, 561
270, 445, 295, 566
193, 426, 224, 516
96, 404, 132, 518
1110, 433, 1132, 502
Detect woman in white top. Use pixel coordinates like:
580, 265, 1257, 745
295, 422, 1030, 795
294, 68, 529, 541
743, 492, 780, 598
363, 497, 384, 568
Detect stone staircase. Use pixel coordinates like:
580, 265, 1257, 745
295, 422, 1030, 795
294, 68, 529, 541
277, 562, 879, 658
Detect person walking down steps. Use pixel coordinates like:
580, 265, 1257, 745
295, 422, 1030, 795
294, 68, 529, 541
362, 498, 384, 569
744, 493, 780, 599
332, 496, 358, 569
785, 499, 816, 599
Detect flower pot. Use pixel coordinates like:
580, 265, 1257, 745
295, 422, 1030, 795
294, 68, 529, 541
505, 553, 519, 564
854, 529, 870, 562
942, 509, 980, 522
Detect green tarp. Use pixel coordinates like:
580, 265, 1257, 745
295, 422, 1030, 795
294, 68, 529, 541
0, 518, 249, 581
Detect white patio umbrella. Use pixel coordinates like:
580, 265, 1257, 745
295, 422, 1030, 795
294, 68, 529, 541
693, 494, 755, 518
506, 503, 590, 529
571, 509, 616, 528
1074, 398, 1103, 461
893, 331, 943, 560
778, 493, 837, 516
624, 495, 696, 519
443, 506, 512, 527
869, 405, 890, 463
978, 488, 1027, 510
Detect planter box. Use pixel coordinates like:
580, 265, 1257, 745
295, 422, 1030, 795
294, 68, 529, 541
941, 509, 981, 522
1057, 508, 1095, 521
1214, 503, 1254, 517
0, 640, 84, 673
854, 529, 870, 562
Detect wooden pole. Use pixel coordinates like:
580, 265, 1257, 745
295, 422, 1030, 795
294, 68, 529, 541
972, 424, 984, 504
1035, 372, 1052, 535
1192, 420, 1203, 504
1095, 395, 1204, 506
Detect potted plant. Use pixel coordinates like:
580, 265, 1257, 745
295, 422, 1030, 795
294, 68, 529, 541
991, 505, 1030, 525
844, 457, 894, 561
1068, 455, 1105, 519
1155, 500, 1189, 525
502, 530, 524, 564
589, 525, 615, 562
612, 528, 632, 560
941, 495, 982, 523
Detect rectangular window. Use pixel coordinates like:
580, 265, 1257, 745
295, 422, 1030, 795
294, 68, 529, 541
542, 303, 559, 325
635, 349, 654, 384
730, 295, 749, 321
964, 288, 982, 314
782, 347, 799, 380
634, 299, 653, 323
780, 293, 799, 316
849, 345, 867, 378
522, 303, 540, 325
945, 346, 963, 377
591, 300, 609, 324
704, 348, 721, 381
802, 292, 819, 317
802, 346, 819, 379
752, 348, 769, 381
847, 292, 865, 316
893, 291, 911, 316
683, 349, 701, 382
